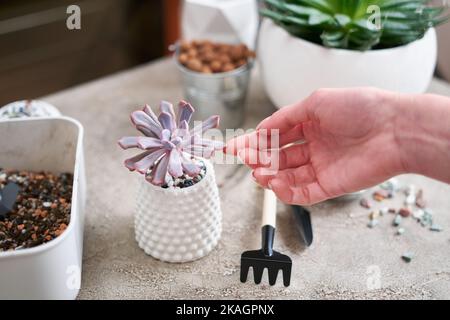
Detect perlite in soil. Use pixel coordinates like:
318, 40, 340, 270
0, 170, 73, 251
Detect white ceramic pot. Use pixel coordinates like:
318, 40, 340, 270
134, 160, 222, 263
0, 117, 86, 300
258, 19, 438, 108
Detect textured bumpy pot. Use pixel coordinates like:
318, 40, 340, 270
134, 160, 222, 263
0, 117, 86, 300
258, 19, 437, 108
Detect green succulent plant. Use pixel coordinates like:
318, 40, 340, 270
261, 0, 449, 50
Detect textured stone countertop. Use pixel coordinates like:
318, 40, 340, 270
44, 58, 450, 299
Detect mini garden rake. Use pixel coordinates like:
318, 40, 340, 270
240, 189, 292, 287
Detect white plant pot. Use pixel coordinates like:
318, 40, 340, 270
134, 160, 222, 263
0, 117, 86, 300
258, 19, 438, 108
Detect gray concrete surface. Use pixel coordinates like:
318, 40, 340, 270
44, 58, 450, 299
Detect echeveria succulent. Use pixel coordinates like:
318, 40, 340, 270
118, 101, 223, 186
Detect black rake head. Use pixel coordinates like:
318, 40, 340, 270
240, 249, 292, 287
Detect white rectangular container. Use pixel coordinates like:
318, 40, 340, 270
0, 117, 86, 299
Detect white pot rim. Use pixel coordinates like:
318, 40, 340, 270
262, 18, 435, 56
0, 116, 84, 260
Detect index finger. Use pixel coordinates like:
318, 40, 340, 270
257, 95, 313, 134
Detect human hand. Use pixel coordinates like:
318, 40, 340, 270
225, 88, 408, 205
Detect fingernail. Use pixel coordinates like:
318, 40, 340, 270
251, 171, 257, 182
267, 180, 273, 190
237, 150, 245, 162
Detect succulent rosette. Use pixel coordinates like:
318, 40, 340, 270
118, 101, 223, 186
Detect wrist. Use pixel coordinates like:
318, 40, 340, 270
394, 93, 450, 181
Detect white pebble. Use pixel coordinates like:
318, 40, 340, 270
405, 194, 416, 206
380, 207, 389, 216
405, 184, 416, 196
413, 209, 424, 220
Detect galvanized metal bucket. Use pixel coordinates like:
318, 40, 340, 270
174, 54, 254, 130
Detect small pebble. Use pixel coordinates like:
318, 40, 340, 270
379, 181, 391, 190
380, 207, 389, 216
396, 227, 405, 235
401, 252, 414, 263
42, 202, 52, 208
380, 178, 400, 191
373, 194, 384, 202
369, 211, 379, 220
405, 184, 416, 196
420, 209, 433, 227
415, 189, 426, 208
359, 198, 371, 209
393, 214, 402, 226
367, 219, 379, 228
404, 194, 416, 206
388, 208, 397, 214
430, 224, 443, 232
399, 208, 411, 218
412, 209, 424, 220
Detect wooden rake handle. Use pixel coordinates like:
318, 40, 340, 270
261, 189, 277, 256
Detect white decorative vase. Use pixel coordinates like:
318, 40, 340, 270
182, 0, 259, 49
258, 19, 438, 108
134, 160, 222, 263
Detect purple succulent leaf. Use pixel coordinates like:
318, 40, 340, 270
162, 140, 176, 150
168, 149, 184, 178
158, 112, 175, 132
133, 149, 166, 174
177, 101, 195, 126
124, 150, 152, 171
131, 111, 162, 137
181, 154, 202, 176
160, 101, 176, 119
161, 129, 171, 141
137, 137, 163, 150
172, 136, 183, 146
175, 120, 190, 143
118, 136, 140, 149
143, 104, 159, 124
182, 133, 200, 147
136, 125, 158, 138
179, 119, 189, 131
150, 153, 170, 185
195, 138, 224, 150
190, 115, 220, 135
183, 145, 215, 158
160, 101, 177, 130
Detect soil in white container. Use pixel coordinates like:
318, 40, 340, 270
0, 169, 72, 251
